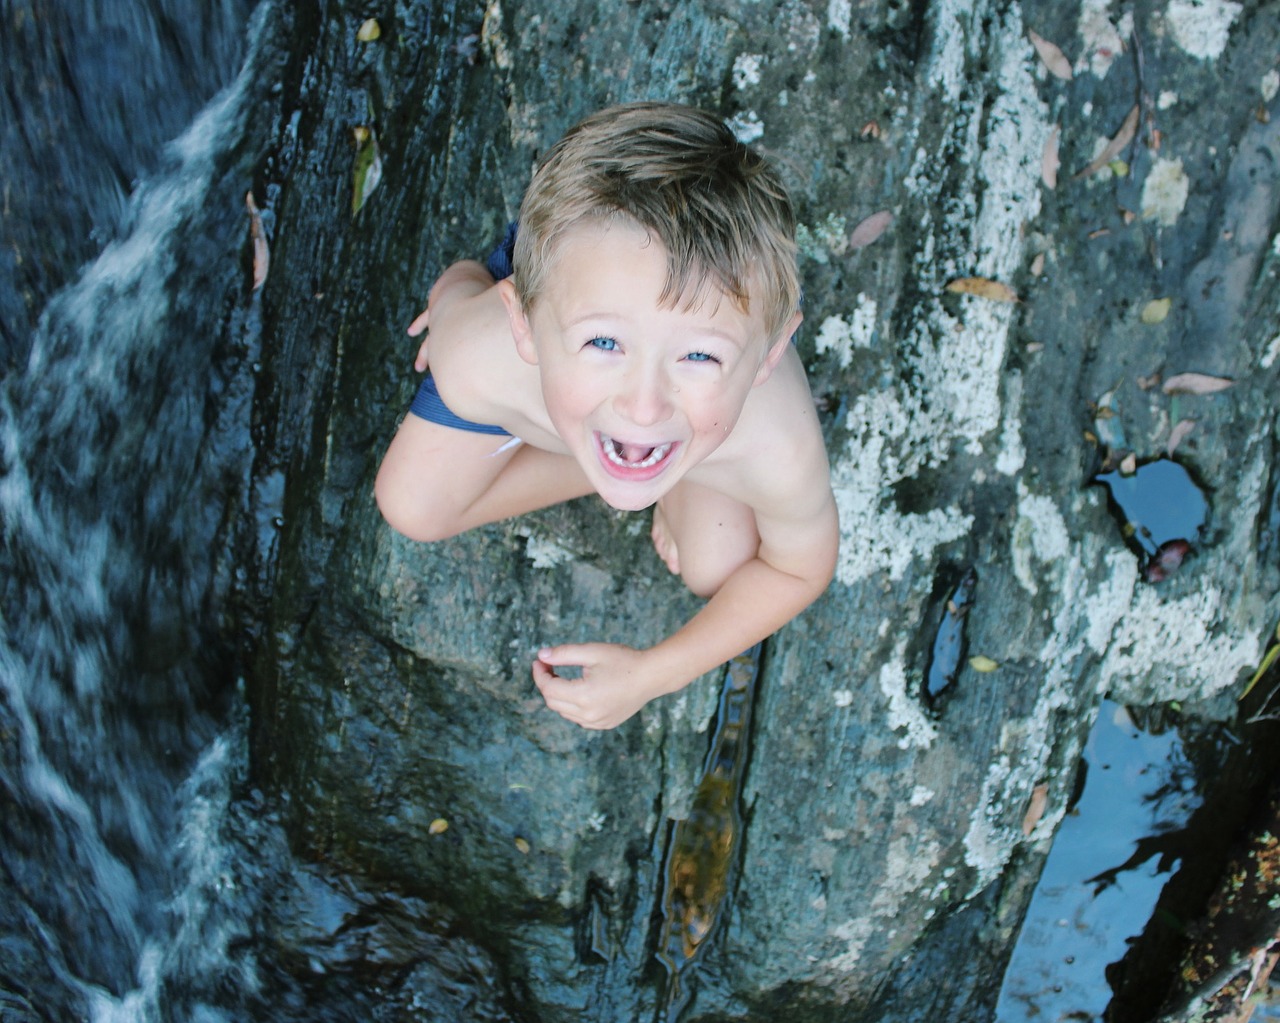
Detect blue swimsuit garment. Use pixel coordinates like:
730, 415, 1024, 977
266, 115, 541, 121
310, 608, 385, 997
407, 222, 519, 436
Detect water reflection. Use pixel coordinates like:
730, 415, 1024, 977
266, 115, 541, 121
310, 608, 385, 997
996, 700, 1200, 1022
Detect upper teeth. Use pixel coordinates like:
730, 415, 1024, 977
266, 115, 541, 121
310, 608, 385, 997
603, 435, 672, 469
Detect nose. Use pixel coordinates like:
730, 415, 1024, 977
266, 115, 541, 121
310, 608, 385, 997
614, 364, 674, 427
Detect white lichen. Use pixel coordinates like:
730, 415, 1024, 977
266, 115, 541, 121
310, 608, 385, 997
1263, 70, 1280, 103
1099, 584, 1259, 700
833, 688, 854, 707
995, 370, 1026, 476
1141, 157, 1190, 226
520, 533, 574, 568
1076, 0, 1133, 78
1158, 90, 1180, 109
732, 53, 765, 90
877, 644, 938, 749
1262, 332, 1280, 370
1011, 481, 1071, 596
1166, 0, 1243, 61
826, 0, 851, 40
814, 295, 877, 367
909, 785, 935, 807
727, 111, 764, 143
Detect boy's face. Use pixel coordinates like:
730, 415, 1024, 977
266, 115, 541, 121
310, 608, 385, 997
500, 220, 797, 511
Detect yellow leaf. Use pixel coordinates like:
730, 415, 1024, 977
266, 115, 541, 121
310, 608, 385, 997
428, 818, 448, 835
969, 655, 1000, 673
357, 18, 381, 41
514, 837, 531, 854
946, 277, 1019, 303
1240, 643, 1279, 700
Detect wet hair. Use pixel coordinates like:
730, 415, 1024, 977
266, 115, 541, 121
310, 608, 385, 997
512, 102, 800, 341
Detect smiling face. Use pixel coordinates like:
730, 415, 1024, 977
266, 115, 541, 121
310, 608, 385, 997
500, 219, 797, 511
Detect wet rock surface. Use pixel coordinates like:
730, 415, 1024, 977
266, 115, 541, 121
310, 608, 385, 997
238, 0, 1280, 1019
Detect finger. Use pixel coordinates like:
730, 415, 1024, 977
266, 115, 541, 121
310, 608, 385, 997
413, 337, 430, 373
537, 643, 597, 667
407, 307, 430, 337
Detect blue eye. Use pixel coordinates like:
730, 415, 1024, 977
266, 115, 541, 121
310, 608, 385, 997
588, 337, 618, 352
684, 351, 720, 364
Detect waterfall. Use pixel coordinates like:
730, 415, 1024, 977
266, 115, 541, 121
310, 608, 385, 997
0, 6, 265, 1019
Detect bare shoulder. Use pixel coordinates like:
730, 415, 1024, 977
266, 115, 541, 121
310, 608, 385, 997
426, 284, 555, 441
701, 347, 833, 521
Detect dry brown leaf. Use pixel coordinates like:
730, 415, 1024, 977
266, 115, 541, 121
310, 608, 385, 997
849, 210, 894, 249
1075, 104, 1140, 179
1162, 372, 1234, 395
1137, 371, 1162, 391
1028, 30, 1073, 81
1119, 452, 1138, 475
945, 276, 1019, 303
514, 837, 531, 854
1022, 783, 1050, 835
245, 191, 269, 291
1141, 297, 1172, 324
1166, 418, 1196, 455
1042, 125, 1061, 188
1030, 252, 1046, 276
428, 818, 449, 835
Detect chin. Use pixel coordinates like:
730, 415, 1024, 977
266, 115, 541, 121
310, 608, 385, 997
595, 486, 661, 513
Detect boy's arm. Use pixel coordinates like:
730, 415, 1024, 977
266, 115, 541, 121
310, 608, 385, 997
534, 484, 839, 730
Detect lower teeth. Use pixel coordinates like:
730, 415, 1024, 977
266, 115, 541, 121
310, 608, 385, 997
605, 438, 669, 469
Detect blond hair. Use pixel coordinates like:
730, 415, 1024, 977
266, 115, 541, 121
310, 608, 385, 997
512, 102, 800, 341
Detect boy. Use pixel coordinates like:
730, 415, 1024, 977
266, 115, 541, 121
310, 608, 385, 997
375, 103, 838, 730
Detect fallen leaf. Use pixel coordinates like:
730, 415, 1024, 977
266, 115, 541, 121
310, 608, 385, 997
352, 125, 383, 216
1162, 372, 1234, 395
969, 655, 999, 673
1075, 104, 1140, 179
1030, 252, 1046, 276
1028, 30, 1073, 80
245, 190, 269, 291
429, 818, 449, 834
1022, 783, 1050, 835
1141, 297, 1172, 324
357, 18, 381, 41
514, 837, 531, 854
945, 276, 1019, 303
1088, 228, 1111, 239
1137, 371, 1162, 390
1026, 340, 1045, 353
1119, 452, 1138, 475
1166, 418, 1196, 455
1108, 159, 1129, 177
1241, 620, 1280, 699
849, 210, 894, 249
1042, 125, 1060, 188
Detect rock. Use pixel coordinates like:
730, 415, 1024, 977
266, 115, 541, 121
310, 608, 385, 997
242, 0, 1280, 1018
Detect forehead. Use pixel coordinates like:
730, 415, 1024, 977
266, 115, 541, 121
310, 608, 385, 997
538, 220, 769, 342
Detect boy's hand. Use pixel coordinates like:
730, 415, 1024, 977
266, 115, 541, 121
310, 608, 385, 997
532, 644, 666, 730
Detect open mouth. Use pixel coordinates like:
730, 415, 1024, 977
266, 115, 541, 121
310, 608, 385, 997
596, 432, 677, 480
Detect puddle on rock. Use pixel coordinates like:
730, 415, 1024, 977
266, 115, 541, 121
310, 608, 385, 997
995, 699, 1201, 1023
1094, 458, 1209, 582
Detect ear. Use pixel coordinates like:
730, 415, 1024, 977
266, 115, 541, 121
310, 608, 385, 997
497, 278, 539, 366
753, 310, 803, 387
